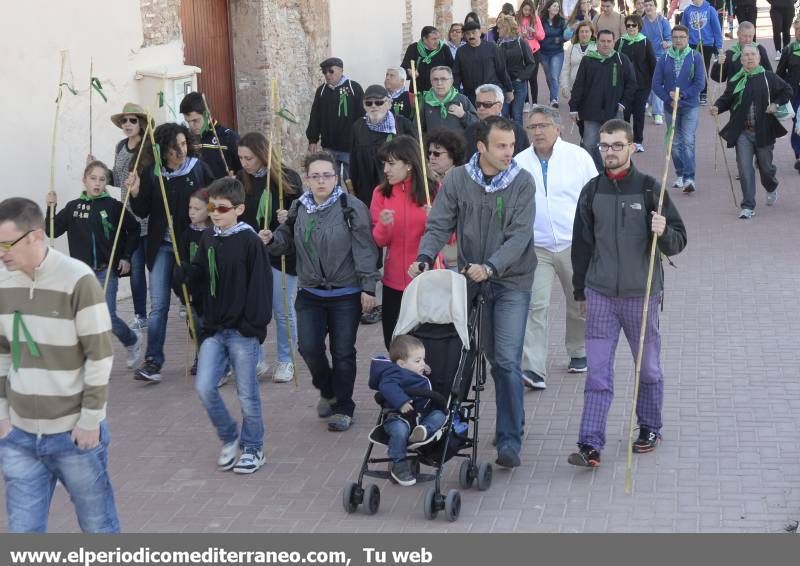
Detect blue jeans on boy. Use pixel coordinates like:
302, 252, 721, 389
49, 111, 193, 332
130, 236, 148, 319
195, 329, 264, 450
0, 421, 119, 533
295, 290, 361, 417
271, 266, 298, 363
96, 269, 137, 348
503, 79, 530, 126
665, 104, 699, 181
539, 50, 564, 103
145, 242, 174, 367
482, 283, 531, 455
384, 410, 447, 462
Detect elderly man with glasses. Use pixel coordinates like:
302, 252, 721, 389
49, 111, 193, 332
464, 84, 530, 157
515, 105, 598, 391
306, 57, 365, 181
418, 66, 478, 134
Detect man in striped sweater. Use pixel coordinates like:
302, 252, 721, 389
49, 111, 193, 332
0, 198, 119, 533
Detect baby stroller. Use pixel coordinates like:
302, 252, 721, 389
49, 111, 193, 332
342, 270, 493, 522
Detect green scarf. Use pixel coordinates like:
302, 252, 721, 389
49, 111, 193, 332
791, 41, 800, 58
338, 89, 348, 118
730, 42, 760, 62
424, 87, 459, 119
207, 246, 218, 297
79, 190, 110, 201
417, 40, 445, 64
11, 311, 40, 371
730, 65, 765, 110
667, 45, 693, 79
585, 48, 616, 62
620, 33, 646, 45
256, 189, 272, 229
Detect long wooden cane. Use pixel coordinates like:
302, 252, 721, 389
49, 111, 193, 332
201, 93, 231, 174
409, 60, 432, 206
624, 87, 680, 495
144, 112, 199, 350
49, 51, 68, 248
103, 120, 152, 294
89, 58, 93, 156
714, 113, 739, 207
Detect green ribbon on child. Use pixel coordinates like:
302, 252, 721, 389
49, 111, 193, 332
11, 311, 40, 371
99, 210, 114, 240
189, 241, 198, 262
208, 246, 218, 297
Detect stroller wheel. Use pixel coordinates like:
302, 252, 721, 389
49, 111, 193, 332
343, 481, 360, 514
459, 459, 475, 489
444, 489, 461, 522
364, 484, 380, 516
476, 462, 493, 491
423, 487, 439, 520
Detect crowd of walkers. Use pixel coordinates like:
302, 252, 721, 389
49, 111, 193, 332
0, 0, 799, 532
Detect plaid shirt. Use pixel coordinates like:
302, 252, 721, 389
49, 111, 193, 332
365, 111, 396, 134
464, 153, 522, 193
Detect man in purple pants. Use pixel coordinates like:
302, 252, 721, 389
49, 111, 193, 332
568, 119, 687, 468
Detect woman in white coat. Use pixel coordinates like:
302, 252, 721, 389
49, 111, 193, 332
559, 21, 596, 138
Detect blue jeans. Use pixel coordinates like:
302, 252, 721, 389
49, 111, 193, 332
582, 120, 603, 171
503, 79, 530, 126
271, 266, 298, 363
195, 330, 264, 449
0, 421, 119, 533
145, 242, 175, 367
130, 236, 148, 319
648, 90, 664, 118
482, 283, 531, 454
96, 269, 137, 348
324, 149, 350, 181
295, 290, 361, 417
384, 410, 447, 462
791, 89, 800, 158
539, 50, 564, 103
665, 104, 699, 181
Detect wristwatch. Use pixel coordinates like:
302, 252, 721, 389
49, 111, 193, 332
483, 264, 494, 278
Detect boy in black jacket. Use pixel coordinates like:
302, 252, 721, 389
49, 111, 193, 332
181, 92, 242, 180
368, 335, 446, 486
46, 161, 142, 369
176, 177, 273, 474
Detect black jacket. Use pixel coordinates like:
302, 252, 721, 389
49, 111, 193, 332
46, 193, 139, 273
306, 79, 365, 152
615, 37, 658, 91
499, 38, 536, 82
453, 41, 513, 102
185, 227, 273, 343
571, 166, 687, 301
238, 167, 302, 276
569, 51, 637, 122
349, 114, 416, 207
130, 159, 214, 269
401, 42, 455, 93
714, 70, 792, 148
390, 91, 416, 121
196, 123, 241, 180
710, 44, 772, 83
176, 224, 209, 310
463, 119, 529, 157
776, 45, 800, 96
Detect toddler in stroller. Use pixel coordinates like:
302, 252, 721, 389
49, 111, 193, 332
368, 335, 447, 486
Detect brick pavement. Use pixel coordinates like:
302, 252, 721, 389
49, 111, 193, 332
3, 10, 800, 534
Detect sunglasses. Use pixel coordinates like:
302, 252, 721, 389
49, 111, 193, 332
428, 150, 446, 158
364, 99, 387, 107
476, 101, 500, 109
626, 23, 638, 28
207, 203, 239, 213
121, 117, 139, 124
0, 230, 33, 251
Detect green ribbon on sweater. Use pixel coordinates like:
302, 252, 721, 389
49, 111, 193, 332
303, 217, 317, 261
98, 210, 114, 240
189, 241, 198, 262
424, 87, 459, 119
417, 40, 445, 64
256, 188, 272, 229
730, 65, 765, 110
337, 89, 349, 118
153, 145, 163, 176
208, 246, 218, 297
11, 311, 40, 371
496, 195, 504, 229
620, 32, 646, 45
791, 41, 800, 58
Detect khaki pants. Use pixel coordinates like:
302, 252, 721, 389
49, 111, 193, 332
522, 246, 585, 377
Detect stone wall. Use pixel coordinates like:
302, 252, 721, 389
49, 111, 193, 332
139, 0, 181, 46
434, 0, 454, 31
471, 0, 488, 28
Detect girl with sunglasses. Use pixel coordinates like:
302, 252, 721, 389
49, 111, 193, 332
615, 14, 657, 152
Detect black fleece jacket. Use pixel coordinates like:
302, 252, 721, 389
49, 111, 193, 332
306, 79, 365, 152
46, 193, 139, 273
453, 41, 513, 101
569, 51, 637, 122
615, 37, 658, 91
401, 42, 455, 93
571, 165, 687, 301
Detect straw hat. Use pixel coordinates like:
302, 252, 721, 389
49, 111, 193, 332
111, 102, 149, 128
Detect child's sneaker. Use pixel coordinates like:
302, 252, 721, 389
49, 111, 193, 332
390, 459, 416, 486
408, 424, 428, 444
568, 444, 601, 468
125, 331, 143, 369
218, 439, 238, 471
233, 447, 265, 474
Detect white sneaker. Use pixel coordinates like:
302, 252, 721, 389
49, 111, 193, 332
272, 361, 294, 383
766, 190, 778, 206
256, 361, 270, 381
130, 315, 147, 331
233, 447, 265, 474
178, 305, 187, 320
125, 331, 143, 369
654, 115, 664, 125
671, 176, 685, 189
775, 52, 782, 61
738, 208, 755, 219
634, 143, 644, 153
218, 440, 238, 470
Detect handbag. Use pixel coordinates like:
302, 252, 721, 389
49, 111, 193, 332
765, 74, 795, 122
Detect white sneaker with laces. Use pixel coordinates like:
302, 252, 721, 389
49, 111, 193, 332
233, 447, 265, 474
218, 440, 238, 470
256, 361, 270, 381
272, 361, 294, 383
125, 331, 143, 369
671, 176, 685, 189
738, 208, 755, 219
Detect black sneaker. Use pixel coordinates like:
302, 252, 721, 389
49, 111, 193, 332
360, 305, 382, 325
495, 447, 521, 468
568, 444, 601, 467
391, 459, 416, 486
632, 428, 659, 453
522, 370, 546, 390
568, 357, 587, 373
134, 360, 162, 383
682, 181, 696, 194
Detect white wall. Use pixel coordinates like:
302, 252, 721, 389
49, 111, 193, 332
0, 1, 183, 205
329, 0, 406, 91
452, 0, 474, 23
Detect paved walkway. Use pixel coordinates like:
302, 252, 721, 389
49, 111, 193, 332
3, 7, 800, 534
